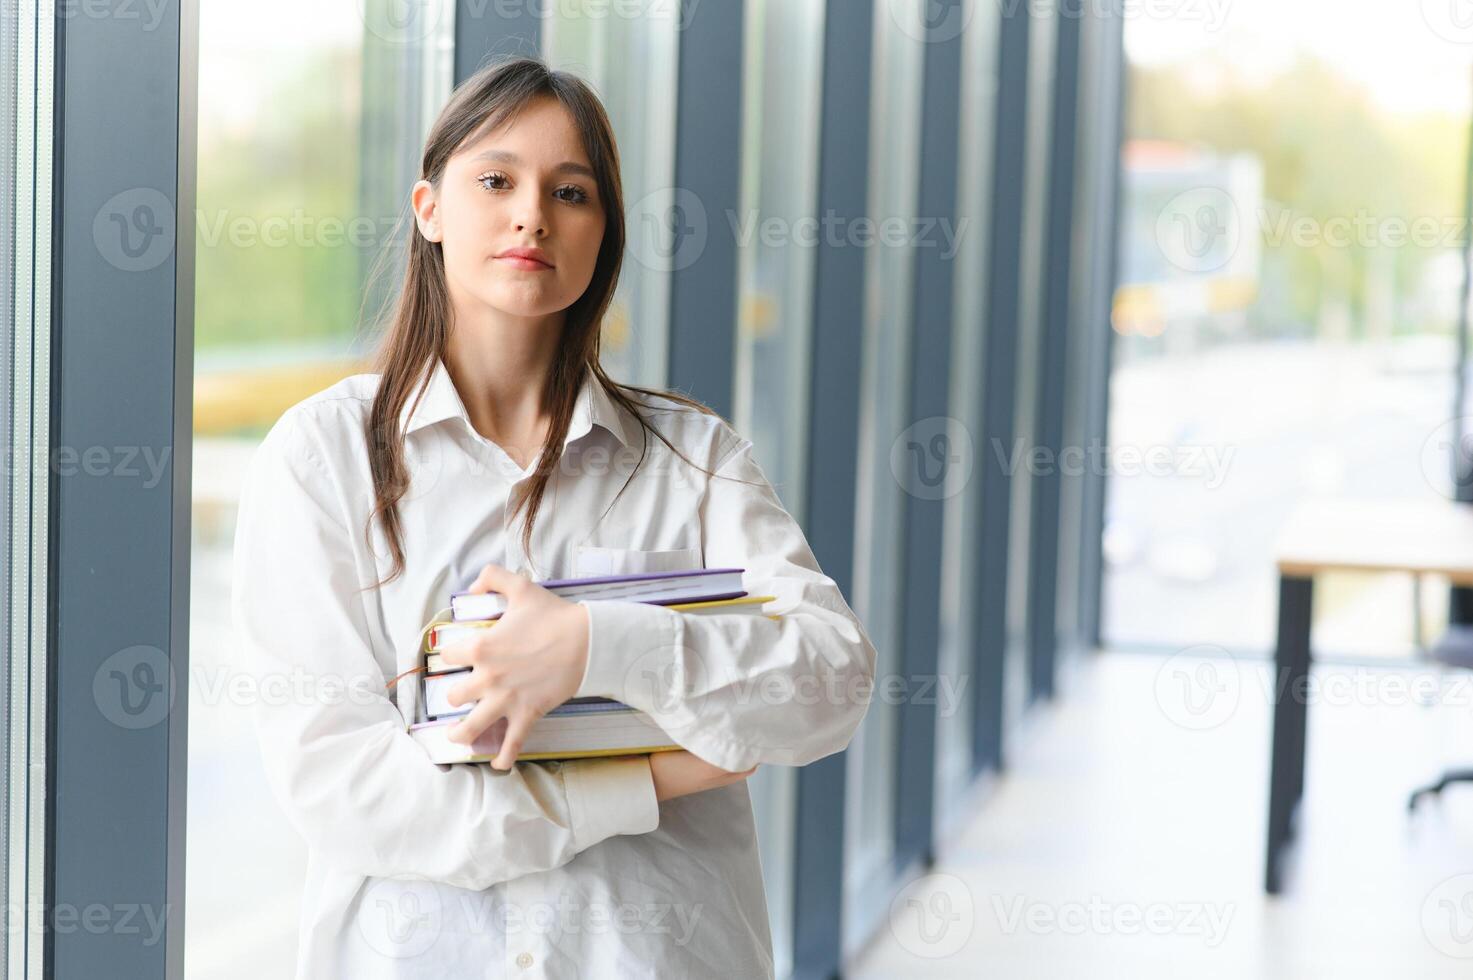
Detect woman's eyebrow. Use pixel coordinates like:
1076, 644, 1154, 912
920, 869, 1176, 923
471, 149, 594, 179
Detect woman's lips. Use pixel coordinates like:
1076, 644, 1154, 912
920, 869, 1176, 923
496, 256, 553, 271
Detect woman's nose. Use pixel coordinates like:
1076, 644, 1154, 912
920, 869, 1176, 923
513, 190, 548, 237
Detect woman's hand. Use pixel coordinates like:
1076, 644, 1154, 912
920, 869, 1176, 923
648, 750, 758, 802
440, 563, 590, 769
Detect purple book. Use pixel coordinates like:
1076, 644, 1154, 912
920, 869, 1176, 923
449, 566, 746, 622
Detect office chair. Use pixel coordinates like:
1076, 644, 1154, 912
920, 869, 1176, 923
1408, 622, 1473, 811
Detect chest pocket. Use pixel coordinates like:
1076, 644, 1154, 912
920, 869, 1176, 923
571, 545, 703, 577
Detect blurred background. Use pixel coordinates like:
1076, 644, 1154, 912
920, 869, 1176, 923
11, 0, 1473, 976
180, 0, 1473, 977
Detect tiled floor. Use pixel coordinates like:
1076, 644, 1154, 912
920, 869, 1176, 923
850, 650, 1473, 979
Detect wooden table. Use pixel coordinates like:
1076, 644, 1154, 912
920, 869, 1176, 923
1265, 498, 1473, 894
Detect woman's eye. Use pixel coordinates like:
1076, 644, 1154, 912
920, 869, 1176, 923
476, 172, 589, 204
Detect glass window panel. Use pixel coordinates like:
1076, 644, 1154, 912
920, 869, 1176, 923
1, 32, 16, 974
843, 0, 926, 943
543, 3, 679, 387
935, 0, 999, 823
4, 3, 52, 972
1005, 0, 1058, 728
185, 4, 454, 977
733, 0, 824, 510
730, 1, 826, 976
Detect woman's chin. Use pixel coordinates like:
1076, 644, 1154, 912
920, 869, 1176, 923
479, 289, 567, 322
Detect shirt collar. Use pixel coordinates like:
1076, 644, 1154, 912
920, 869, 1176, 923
397, 356, 638, 451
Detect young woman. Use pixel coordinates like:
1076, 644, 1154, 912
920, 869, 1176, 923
231, 56, 876, 978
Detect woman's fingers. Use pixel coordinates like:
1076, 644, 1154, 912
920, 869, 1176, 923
491, 713, 534, 771
447, 693, 509, 744
444, 666, 488, 707
466, 562, 534, 598
436, 633, 486, 670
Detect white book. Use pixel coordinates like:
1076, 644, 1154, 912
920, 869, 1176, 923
448, 567, 746, 622
409, 698, 680, 764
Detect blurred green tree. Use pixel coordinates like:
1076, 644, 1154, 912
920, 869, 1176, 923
1128, 55, 1467, 340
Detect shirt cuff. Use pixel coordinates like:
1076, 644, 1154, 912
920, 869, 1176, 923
575, 599, 678, 702
562, 754, 660, 851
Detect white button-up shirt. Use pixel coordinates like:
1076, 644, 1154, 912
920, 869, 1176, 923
229, 355, 877, 979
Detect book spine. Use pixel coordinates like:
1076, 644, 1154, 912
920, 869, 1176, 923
423, 671, 473, 720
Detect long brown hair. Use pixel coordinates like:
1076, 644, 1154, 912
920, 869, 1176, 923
360, 56, 746, 589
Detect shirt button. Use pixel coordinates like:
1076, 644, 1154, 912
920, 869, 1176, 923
515, 951, 534, 968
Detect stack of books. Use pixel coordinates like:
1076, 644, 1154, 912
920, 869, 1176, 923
399, 567, 778, 764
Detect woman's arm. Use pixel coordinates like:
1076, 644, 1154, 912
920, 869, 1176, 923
575, 434, 880, 773
230, 410, 659, 891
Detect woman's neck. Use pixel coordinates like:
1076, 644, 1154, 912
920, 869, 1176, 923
442, 303, 567, 466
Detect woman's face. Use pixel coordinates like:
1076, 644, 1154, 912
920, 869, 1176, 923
413, 96, 606, 321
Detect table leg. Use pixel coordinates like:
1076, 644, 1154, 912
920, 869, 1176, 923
1265, 573, 1313, 895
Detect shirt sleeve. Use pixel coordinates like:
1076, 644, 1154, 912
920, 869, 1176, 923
574, 434, 878, 772
230, 410, 659, 892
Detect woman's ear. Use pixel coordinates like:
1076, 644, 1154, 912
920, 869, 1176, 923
411, 179, 442, 243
